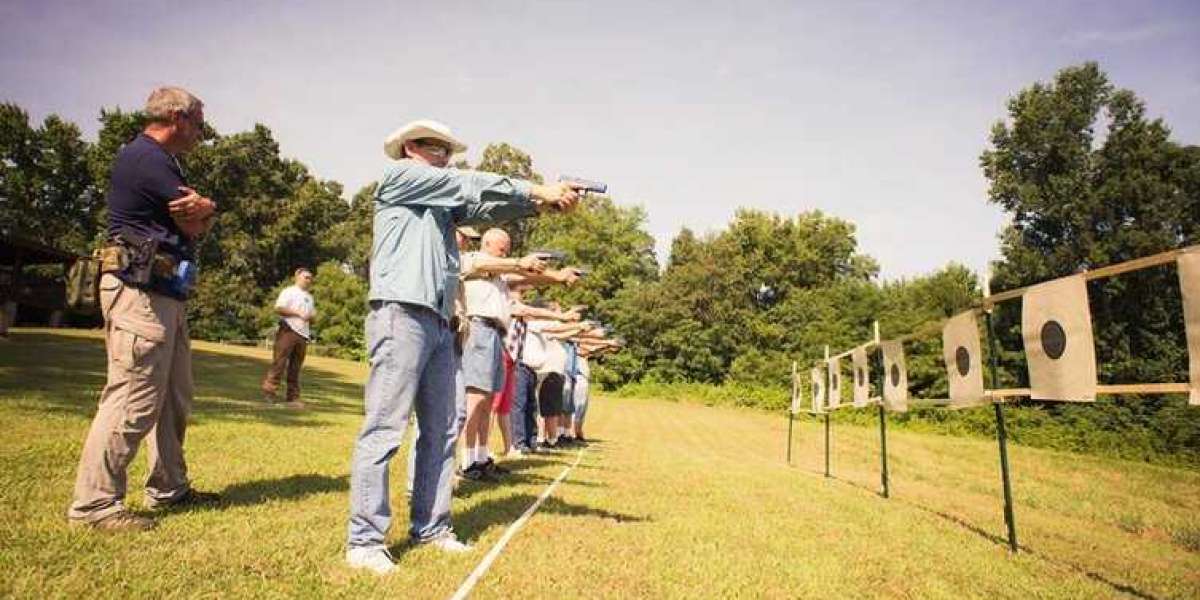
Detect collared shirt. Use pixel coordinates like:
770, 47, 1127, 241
461, 251, 512, 328
106, 133, 194, 261
275, 285, 315, 339
506, 316, 527, 360
368, 159, 537, 322
565, 341, 579, 382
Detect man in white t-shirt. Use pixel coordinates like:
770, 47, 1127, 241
460, 229, 585, 478
508, 290, 584, 454
262, 268, 316, 407
458, 229, 547, 480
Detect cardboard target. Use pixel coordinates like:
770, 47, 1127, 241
827, 357, 842, 410
851, 346, 870, 407
1179, 249, 1200, 406
942, 310, 986, 407
881, 340, 909, 412
810, 366, 827, 413
1022, 274, 1096, 402
790, 365, 802, 414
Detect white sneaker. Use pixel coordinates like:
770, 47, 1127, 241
346, 546, 397, 575
423, 532, 472, 553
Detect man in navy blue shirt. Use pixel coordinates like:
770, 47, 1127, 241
68, 86, 219, 532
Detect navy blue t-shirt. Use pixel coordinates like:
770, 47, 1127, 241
106, 134, 194, 260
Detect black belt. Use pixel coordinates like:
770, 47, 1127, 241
469, 315, 505, 332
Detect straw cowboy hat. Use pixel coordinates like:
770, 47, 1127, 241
456, 226, 481, 239
383, 119, 468, 159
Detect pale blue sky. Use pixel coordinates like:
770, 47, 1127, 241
2, 1, 1197, 280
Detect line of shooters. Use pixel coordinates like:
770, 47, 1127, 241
64, 87, 622, 576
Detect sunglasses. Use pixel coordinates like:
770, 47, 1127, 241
177, 110, 205, 128
415, 139, 452, 158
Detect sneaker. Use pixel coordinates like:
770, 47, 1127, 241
70, 510, 156, 532
483, 458, 510, 476
537, 440, 557, 451
458, 463, 496, 482
346, 546, 397, 575
150, 488, 221, 510
514, 445, 532, 456
421, 532, 472, 553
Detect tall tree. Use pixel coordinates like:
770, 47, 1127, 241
472, 142, 544, 252
980, 62, 1199, 387
606, 210, 878, 386
0, 104, 97, 253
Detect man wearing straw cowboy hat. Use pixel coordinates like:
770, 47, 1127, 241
345, 119, 583, 574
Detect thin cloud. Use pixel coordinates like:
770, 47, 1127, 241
1060, 22, 1192, 46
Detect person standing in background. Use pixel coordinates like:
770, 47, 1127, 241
262, 267, 316, 408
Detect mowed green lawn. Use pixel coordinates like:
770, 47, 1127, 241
1, 329, 1198, 599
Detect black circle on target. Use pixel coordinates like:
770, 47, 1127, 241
890, 364, 900, 387
955, 346, 971, 377
832, 373, 839, 388
856, 368, 864, 386
1041, 320, 1067, 360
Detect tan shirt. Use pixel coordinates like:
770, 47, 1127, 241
461, 251, 512, 328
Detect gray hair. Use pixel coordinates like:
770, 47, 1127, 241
481, 228, 510, 248
145, 86, 203, 123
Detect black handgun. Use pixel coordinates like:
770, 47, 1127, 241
558, 175, 607, 194
531, 249, 568, 263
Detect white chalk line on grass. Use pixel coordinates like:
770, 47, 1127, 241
448, 447, 586, 600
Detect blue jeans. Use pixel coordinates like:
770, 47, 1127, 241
563, 373, 577, 419
512, 363, 539, 449
461, 319, 504, 393
348, 302, 457, 548
573, 378, 590, 426
408, 357, 466, 493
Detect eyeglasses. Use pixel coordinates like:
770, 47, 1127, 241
178, 110, 205, 128
415, 139, 452, 158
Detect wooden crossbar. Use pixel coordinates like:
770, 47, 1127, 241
984, 383, 1190, 399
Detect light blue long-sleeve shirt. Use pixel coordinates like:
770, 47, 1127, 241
369, 159, 538, 321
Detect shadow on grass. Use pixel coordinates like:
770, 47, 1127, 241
218, 473, 350, 507
150, 474, 350, 518
801, 468, 1164, 600
435, 493, 649, 549
0, 332, 364, 427
453, 471, 606, 500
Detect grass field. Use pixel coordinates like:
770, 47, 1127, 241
1, 329, 1199, 599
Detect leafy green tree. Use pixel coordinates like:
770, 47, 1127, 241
308, 261, 369, 360
472, 142, 544, 252
328, 182, 376, 278
980, 62, 1200, 458
257, 261, 368, 360
0, 104, 97, 253
981, 62, 1198, 386
523, 196, 659, 314
606, 210, 878, 386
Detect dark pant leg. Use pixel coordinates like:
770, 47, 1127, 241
285, 337, 307, 401
263, 326, 299, 395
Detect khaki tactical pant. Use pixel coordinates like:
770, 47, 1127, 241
68, 274, 193, 521
262, 324, 307, 402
